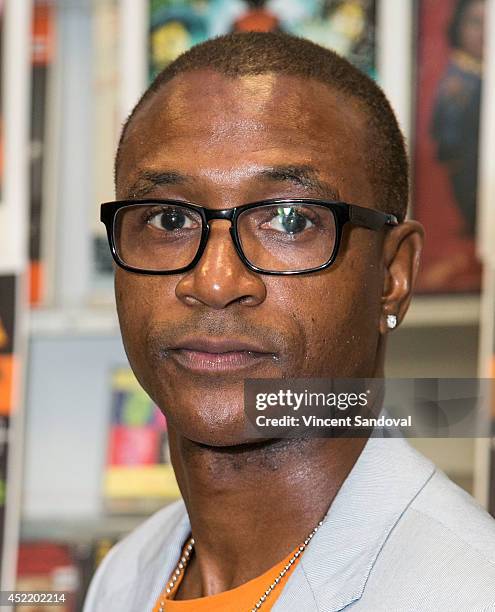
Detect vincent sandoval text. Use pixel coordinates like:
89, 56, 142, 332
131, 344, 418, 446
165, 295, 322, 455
255, 415, 412, 428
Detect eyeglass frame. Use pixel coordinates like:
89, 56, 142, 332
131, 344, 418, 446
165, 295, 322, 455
100, 198, 399, 276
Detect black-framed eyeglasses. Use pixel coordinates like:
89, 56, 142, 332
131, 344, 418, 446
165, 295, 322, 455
100, 198, 399, 276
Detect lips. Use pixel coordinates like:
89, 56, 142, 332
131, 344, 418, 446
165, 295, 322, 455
166, 337, 278, 373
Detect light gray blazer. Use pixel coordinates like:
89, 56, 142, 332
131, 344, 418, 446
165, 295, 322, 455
83, 438, 495, 611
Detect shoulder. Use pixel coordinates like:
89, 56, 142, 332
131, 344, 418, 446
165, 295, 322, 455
368, 468, 495, 608
83, 500, 189, 611
412, 468, 495, 563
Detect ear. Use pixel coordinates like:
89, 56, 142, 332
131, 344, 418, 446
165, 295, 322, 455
380, 220, 424, 335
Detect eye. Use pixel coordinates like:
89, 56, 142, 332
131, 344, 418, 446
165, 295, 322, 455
265, 207, 314, 234
148, 208, 198, 231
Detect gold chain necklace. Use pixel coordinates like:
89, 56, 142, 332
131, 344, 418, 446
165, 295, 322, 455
158, 519, 324, 612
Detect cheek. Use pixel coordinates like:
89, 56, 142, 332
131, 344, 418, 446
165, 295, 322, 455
115, 269, 177, 323
282, 242, 383, 377
114, 272, 161, 372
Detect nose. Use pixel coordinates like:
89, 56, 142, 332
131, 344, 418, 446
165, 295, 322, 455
175, 220, 267, 309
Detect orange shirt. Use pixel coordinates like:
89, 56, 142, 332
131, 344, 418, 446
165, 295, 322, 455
153, 543, 302, 612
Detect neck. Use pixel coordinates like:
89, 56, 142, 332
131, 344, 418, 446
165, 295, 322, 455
168, 431, 367, 597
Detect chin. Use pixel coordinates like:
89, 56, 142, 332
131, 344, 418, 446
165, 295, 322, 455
163, 402, 267, 448
138, 372, 273, 446
174, 416, 260, 448
188, 431, 266, 448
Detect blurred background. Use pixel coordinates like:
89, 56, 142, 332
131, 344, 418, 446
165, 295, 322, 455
0, 0, 494, 609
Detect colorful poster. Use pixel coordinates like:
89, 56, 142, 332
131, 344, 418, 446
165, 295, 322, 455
103, 368, 180, 512
414, 0, 485, 293
149, 0, 377, 81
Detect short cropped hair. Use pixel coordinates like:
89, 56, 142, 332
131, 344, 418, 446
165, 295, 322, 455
116, 32, 408, 221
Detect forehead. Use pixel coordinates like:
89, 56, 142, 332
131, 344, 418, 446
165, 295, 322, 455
117, 70, 373, 203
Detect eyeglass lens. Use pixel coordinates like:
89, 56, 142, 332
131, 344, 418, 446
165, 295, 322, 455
113, 202, 337, 273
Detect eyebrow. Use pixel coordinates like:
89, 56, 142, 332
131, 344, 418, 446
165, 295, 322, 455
126, 164, 341, 201
259, 165, 341, 200
127, 170, 190, 198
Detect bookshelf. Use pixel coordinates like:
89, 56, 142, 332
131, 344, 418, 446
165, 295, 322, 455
1, 0, 492, 606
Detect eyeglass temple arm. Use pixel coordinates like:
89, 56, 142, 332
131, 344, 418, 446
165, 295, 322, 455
348, 204, 399, 230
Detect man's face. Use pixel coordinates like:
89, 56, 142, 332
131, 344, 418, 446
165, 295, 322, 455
115, 71, 387, 446
460, 0, 485, 61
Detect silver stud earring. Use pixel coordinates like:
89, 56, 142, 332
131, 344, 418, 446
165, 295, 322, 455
387, 314, 398, 330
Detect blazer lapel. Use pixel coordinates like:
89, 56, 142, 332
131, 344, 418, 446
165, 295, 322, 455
274, 438, 435, 611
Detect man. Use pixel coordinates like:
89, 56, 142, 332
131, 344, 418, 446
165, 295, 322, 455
84, 32, 495, 611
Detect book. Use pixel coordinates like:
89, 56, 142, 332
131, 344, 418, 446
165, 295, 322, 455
0, 274, 16, 417
16, 542, 79, 611
16, 537, 119, 612
103, 368, 180, 513
29, 1, 56, 306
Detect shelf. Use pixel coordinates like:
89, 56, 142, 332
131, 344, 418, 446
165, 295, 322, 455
401, 295, 480, 328
28, 295, 480, 337
28, 307, 120, 336
20, 515, 153, 543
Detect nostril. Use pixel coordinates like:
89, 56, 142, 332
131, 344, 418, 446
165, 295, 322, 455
239, 295, 256, 306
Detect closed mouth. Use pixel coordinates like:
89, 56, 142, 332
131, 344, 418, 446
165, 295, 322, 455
165, 337, 278, 373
